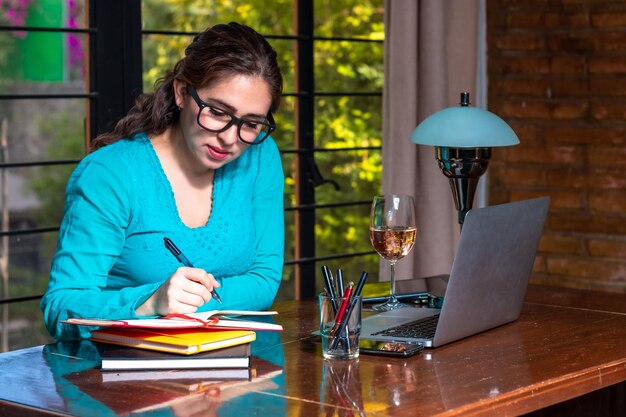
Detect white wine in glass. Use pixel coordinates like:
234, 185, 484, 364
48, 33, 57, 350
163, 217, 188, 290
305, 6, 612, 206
369, 195, 417, 311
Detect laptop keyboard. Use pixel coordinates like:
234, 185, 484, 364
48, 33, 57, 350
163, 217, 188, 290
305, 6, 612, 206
372, 314, 440, 339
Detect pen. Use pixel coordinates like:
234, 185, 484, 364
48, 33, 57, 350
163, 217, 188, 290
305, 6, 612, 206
337, 269, 344, 297
321, 265, 338, 312
163, 237, 222, 304
330, 272, 369, 350
330, 282, 354, 349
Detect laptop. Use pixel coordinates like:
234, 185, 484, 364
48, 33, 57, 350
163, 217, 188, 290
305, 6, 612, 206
360, 196, 550, 348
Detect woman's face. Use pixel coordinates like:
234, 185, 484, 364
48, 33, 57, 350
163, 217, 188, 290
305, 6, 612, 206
173, 74, 272, 172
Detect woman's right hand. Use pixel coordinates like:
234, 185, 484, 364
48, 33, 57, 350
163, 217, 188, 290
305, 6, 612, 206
136, 267, 220, 316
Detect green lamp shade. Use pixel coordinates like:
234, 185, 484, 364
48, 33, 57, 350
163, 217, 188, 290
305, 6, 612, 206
410, 106, 520, 148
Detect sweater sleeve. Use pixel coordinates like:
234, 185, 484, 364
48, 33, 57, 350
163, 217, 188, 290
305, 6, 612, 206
40, 153, 161, 340
198, 138, 285, 312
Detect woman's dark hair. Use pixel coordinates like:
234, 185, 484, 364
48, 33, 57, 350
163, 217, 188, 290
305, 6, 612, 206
92, 22, 283, 149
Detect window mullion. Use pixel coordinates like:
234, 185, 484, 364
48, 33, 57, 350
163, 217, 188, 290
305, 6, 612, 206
294, 0, 316, 299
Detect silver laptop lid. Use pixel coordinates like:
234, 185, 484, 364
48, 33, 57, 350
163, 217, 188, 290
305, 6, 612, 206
360, 197, 550, 347
432, 196, 550, 346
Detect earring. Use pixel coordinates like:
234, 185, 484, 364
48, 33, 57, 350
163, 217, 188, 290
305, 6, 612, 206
177, 104, 183, 111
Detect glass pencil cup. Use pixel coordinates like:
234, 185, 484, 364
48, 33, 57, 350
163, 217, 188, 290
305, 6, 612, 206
319, 293, 362, 360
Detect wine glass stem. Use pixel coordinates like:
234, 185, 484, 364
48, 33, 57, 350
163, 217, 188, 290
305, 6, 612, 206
389, 260, 398, 302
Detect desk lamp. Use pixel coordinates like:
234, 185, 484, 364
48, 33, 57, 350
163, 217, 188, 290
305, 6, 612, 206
410, 92, 519, 227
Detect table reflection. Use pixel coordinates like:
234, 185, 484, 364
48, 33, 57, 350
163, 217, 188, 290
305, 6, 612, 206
40, 329, 287, 417
320, 359, 364, 416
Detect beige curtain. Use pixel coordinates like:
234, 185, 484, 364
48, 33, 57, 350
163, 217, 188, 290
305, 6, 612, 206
381, 0, 480, 290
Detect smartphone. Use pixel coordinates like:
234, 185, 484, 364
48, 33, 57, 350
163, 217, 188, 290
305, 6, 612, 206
359, 339, 424, 357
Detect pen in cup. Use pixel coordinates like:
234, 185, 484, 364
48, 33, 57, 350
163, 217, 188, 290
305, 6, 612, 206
337, 269, 345, 297
330, 271, 368, 350
163, 237, 223, 304
321, 265, 338, 312
330, 282, 354, 336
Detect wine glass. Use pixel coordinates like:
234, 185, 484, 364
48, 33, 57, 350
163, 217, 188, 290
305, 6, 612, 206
369, 194, 417, 311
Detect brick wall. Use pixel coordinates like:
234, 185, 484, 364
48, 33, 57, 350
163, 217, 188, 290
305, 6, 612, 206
487, 0, 626, 293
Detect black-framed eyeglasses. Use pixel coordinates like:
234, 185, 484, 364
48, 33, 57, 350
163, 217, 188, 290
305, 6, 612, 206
186, 86, 276, 145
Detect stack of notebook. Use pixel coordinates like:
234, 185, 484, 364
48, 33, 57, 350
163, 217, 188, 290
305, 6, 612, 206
63, 310, 283, 372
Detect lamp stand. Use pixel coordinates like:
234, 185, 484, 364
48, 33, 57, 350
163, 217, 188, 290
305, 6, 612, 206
434, 147, 491, 228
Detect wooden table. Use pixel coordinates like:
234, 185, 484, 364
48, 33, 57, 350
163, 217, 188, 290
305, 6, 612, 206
0, 285, 625, 416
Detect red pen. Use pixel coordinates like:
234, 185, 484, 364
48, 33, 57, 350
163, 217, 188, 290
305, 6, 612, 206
330, 282, 354, 337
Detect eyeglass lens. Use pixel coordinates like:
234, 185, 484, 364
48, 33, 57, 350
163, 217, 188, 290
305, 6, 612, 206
198, 107, 271, 144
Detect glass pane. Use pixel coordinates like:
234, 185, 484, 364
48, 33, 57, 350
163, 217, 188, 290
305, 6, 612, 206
0, 231, 57, 301
314, 1, 384, 39
314, 95, 382, 202
142, 0, 294, 36
315, 202, 378, 268
0, 98, 87, 164
9, 164, 77, 230
274, 95, 296, 152
0, 33, 88, 91
278, 264, 295, 302
0, 300, 53, 352
315, 40, 383, 93
315, 95, 382, 146
17, 0, 88, 29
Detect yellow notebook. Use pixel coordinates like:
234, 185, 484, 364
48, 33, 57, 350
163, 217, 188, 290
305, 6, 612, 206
90, 328, 256, 355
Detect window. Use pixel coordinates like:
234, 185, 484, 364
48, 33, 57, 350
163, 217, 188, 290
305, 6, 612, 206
0, 0, 383, 350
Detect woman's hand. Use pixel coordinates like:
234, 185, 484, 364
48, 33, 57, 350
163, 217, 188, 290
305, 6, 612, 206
136, 267, 220, 316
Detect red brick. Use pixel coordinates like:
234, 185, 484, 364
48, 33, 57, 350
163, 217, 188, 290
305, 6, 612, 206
506, 144, 582, 165
547, 257, 626, 281
544, 12, 589, 28
547, 212, 626, 235
548, 170, 626, 191
487, 8, 507, 30
499, 167, 546, 186
591, 12, 626, 28
539, 234, 585, 254
588, 238, 626, 258
545, 126, 626, 145
550, 56, 587, 75
588, 146, 626, 168
589, 169, 626, 189
496, 0, 551, 6
507, 11, 543, 28
495, 34, 544, 51
511, 190, 584, 209
590, 77, 626, 96
545, 169, 586, 188
589, 190, 626, 213
589, 57, 626, 74
490, 57, 551, 75
548, 32, 626, 52
530, 275, 626, 293
591, 101, 626, 121
550, 79, 590, 97
501, 100, 587, 120
488, 0, 626, 295
547, 33, 596, 52
596, 32, 626, 52
495, 78, 549, 97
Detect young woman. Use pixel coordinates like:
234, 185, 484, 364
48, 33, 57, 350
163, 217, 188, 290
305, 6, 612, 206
41, 22, 284, 340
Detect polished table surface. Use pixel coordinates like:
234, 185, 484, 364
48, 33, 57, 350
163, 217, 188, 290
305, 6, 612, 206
1, 284, 625, 416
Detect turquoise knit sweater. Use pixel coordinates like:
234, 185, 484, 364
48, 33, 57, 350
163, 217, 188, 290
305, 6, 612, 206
41, 132, 285, 340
